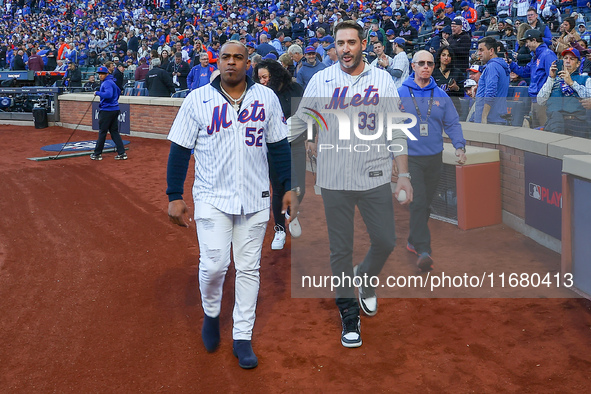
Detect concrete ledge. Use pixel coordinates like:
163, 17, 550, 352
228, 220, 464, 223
562, 155, 591, 179
129, 130, 169, 140
58, 93, 95, 102
58, 93, 185, 107
500, 128, 571, 156
442, 142, 499, 165
503, 210, 561, 253
455, 122, 519, 144
548, 137, 591, 160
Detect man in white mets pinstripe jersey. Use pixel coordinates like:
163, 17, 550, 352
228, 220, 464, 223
166, 40, 293, 369
291, 20, 414, 348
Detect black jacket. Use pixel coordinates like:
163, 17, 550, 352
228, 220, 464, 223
166, 60, 191, 90
276, 82, 304, 119
146, 66, 176, 97
113, 68, 125, 91
64, 67, 82, 87
449, 31, 472, 71
12, 54, 26, 70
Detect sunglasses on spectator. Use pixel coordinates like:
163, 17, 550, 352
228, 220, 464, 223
416, 60, 435, 67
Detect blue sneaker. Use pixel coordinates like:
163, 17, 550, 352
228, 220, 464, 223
417, 253, 434, 272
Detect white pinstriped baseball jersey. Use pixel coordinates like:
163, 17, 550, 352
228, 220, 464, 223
167, 80, 287, 215
292, 62, 408, 191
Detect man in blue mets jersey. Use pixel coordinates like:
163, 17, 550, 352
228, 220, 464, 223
166, 40, 293, 369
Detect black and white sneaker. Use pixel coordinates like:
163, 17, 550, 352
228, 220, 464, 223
90, 153, 102, 161
354, 265, 377, 316
340, 314, 362, 348
114, 153, 128, 160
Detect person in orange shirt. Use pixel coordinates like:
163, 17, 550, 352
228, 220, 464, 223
460, 1, 478, 30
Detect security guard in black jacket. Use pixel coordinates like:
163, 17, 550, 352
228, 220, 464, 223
146, 58, 177, 97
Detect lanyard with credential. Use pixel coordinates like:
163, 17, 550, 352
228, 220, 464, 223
408, 87, 433, 136
408, 87, 434, 123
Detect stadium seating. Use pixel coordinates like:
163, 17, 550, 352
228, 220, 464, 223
134, 81, 145, 89
123, 87, 135, 96
135, 88, 148, 96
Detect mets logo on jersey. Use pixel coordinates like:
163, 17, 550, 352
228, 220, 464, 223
207, 101, 267, 135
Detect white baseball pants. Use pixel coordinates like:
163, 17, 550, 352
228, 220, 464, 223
194, 201, 269, 340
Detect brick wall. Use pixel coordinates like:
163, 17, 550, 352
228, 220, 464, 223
60, 100, 95, 127
59, 96, 180, 137
129, 104, 179, 136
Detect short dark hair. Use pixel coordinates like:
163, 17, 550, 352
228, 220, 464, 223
478, 36, 498, 53
333, 20, 365, 42
527, 7, 537, 14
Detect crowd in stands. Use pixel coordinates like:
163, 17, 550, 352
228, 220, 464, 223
1, 0, 590, 136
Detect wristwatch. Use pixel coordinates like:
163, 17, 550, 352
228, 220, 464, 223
459, 146, 466, 153
398, 173, 411, 180
291, 186, 301, 197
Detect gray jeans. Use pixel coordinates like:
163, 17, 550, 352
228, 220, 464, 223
321, 183, 396, 317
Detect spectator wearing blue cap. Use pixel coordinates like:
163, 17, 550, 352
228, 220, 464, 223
509, 28, 557, 128
382, 11, 396, 33
444, 2, 456, 20
365, 31, 381, 63
538, 47, 591, 137
296, 46, 326, 89
322, 43, 338, 66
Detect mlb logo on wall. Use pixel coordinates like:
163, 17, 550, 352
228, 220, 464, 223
529, 183, 542, 201
528, 182, 561, 208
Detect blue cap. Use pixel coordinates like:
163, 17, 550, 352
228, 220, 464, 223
386, 29, 395, 35
97, 66, 109, 74
325, 43, 335, 50
310, 37, 318, 44
263, 53, 278, 60
321, 36, 334, 43
460, 1, 469, 7
246, 42, 255, 48
369, 32, 377, 37
393, 37, 406, 46
304, 46, 316, 54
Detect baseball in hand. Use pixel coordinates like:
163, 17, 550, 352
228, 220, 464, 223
397, 190, 407, 202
